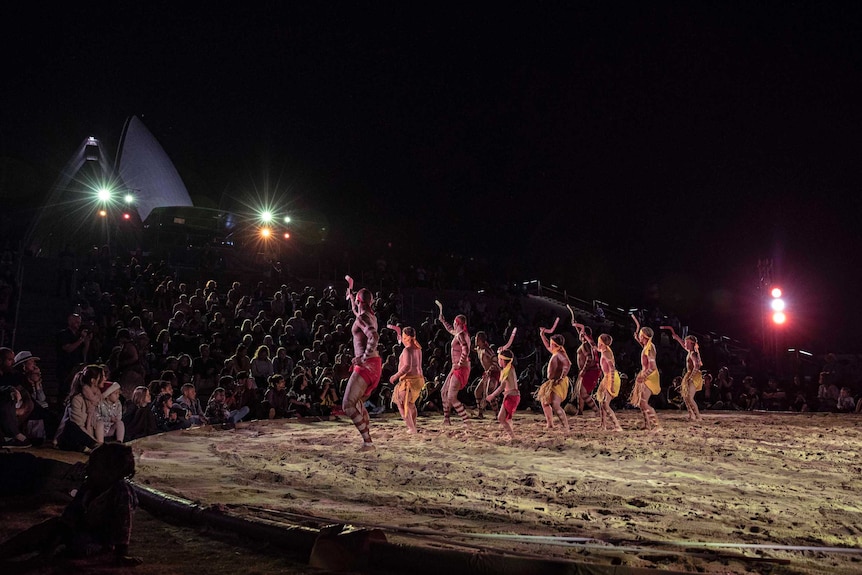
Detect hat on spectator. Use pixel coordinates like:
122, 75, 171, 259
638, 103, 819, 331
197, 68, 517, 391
101, 381, 121, 398
13, 351, 40, 367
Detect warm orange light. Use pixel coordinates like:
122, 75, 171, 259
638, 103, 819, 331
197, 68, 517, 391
772, 311, 786, 325
260, 228, 271, 238
98, 210, 107, 217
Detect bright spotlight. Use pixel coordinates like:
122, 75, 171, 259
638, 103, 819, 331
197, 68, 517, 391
770, 298, 786, 312
770, 287, 782, 298
97, 188, 112, 202
283, 232, 290, 239
772, 312, 786, 325
124, 194, 134, 204
283, 216, 291, 224
260, 227, 271, 238
260, 211, 273, 223
98, 209, 107, 217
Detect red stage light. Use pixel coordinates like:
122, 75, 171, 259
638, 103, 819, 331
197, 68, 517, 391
771, 287, 782, 298
772, 311, 786, 325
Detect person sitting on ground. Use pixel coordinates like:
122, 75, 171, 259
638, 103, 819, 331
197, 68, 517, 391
760, 377, 788, 411
837, 386, 855, 413
97, 381, 125, 442
204, 387, 249, 426
55, 365, 105, 452
174, 383, 207, 426
122, 385, 158, 441
262, 374, 290, 419
152, 392, 185, 432
816, 372, 840, 412
233, 371, 260, 420
287, 374, 314, 417
318, 377, 339, 417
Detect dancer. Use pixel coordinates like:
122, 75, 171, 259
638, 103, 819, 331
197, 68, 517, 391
629, 315, 661, 431
472, 328, 515, 418
342, 276, 381, 451
388, 325, 424, 433
536, 318, 571, 432
569, 306, 600, 417
662, 326, 703, 421
473, 332, 500, 418
486, 348, 519, 440
595, 334, 623, 431
436, 300, 471, 426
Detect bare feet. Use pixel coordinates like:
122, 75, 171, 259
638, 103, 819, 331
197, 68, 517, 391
360, 442, 375, 452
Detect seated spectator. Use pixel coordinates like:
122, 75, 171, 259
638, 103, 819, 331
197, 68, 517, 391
97, 381, 125, 442
250, 345, 274, 389
738, 376, 760, 410
272, 346, 294, 379
55, 365, 105, 452
816, 372, 840, 412
287, 374, 314, 417
837, 387, 855, 413
234, 371, 261, 420
262, 374, 290, 419
174, 383, 207, 425
204, 387, 249, 426
318, 377, 339, 416
193, 343, 219, 395
760, 377, 787, 411
152, 392, 185, 432
122, 386, 158, 441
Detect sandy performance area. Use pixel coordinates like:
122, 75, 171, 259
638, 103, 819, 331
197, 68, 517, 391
132, 410, 862, 574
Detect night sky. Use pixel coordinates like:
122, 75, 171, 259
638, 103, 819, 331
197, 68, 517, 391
3, 2, 861, 352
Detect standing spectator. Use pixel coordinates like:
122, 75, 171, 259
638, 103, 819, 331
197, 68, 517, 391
56, 314, 91, 400
816, 372, 840, 412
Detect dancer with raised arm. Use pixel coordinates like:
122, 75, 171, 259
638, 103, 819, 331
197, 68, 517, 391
342, 276, 381, 450
388, 324, 424, 433
595, 333, 623, 432
662, 326, 703, 421
536, 318, 571, 432
486, 348, 519, 440
436, 300, 471, 426
630, 315, 661, 431
569, 305, 600, 417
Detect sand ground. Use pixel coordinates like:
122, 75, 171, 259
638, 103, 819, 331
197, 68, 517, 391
122, 408, 862, 574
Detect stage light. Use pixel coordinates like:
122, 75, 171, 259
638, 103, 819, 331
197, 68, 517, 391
772, 312, 786, 325
260, 211, 273, 223
771, 299, 786, 312
98, 210, 107, 217
283, 216, 291, 224
771, 287, 782, 298
122, 213, 131, 220
124, 193, 134, 204
260, 227, 271, 238
97, 188, 112, 202
283, 232, 290, 239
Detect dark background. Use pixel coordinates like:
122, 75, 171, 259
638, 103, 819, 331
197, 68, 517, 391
2, 2, 861, 351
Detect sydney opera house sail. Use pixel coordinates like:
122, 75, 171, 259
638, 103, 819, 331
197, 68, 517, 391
116, 116, 193, 221
25, 116, 194, 256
